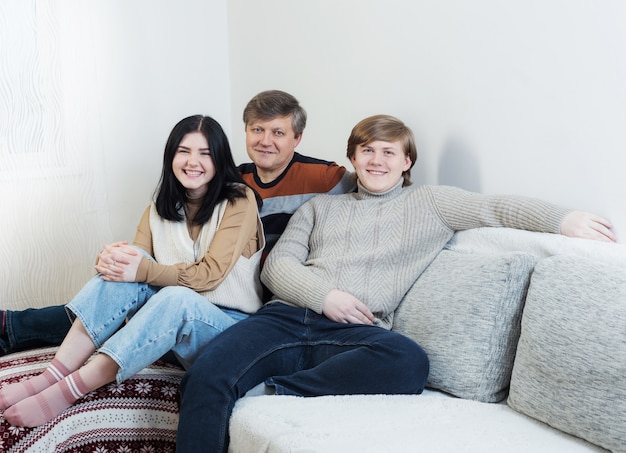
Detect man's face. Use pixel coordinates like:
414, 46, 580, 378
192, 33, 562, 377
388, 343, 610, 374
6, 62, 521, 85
350, 140, 411, 193
245, 115, 302, 182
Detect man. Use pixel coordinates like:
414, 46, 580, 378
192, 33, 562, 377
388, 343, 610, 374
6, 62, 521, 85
238, 90, 353, 264
175, 114, 615, 452
0, 90, 355, 355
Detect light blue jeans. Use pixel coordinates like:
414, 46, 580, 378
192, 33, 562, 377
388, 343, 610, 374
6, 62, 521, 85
66, 268, 247, 382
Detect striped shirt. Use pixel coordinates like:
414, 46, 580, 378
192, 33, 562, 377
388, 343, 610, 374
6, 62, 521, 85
238, 152, 356, 259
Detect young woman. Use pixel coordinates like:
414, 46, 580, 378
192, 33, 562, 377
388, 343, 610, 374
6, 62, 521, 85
0, 115, 264, 427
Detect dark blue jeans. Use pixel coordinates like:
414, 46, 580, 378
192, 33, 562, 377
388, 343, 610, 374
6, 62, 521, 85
176, 302, 429, 453
0, 305, 71, 355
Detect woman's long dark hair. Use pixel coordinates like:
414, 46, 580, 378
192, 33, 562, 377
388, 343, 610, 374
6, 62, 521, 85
154, 115, 261, 224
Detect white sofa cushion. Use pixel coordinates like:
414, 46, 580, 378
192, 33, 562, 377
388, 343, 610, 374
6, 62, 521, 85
447, 227, 626, 264
229, 391, 605, 453
393, 249, 536, 402
508, 255, 626, 453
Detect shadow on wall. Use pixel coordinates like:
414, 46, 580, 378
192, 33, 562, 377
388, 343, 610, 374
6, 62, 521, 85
438, 138, 482, 192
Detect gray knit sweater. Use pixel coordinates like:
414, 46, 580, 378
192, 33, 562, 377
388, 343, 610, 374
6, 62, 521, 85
261, 179, 569, 329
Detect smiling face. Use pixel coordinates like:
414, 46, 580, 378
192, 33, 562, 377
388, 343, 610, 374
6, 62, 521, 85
172, 131, 216, 198
245, 115, 303, 183
350, 140, 412, 193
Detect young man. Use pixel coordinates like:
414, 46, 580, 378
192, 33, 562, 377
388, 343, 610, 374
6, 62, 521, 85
0, 90, 354, 356
175, 114, 615, 452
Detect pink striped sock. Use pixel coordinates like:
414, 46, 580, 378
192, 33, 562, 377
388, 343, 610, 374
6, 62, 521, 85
3, 370, 90, 427
0, 358, 70, 410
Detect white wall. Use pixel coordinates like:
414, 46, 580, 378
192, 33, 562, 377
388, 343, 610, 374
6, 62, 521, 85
87, 0, 232, 241
4, 0, 625, 310
1, 0, 232, 310
228, 0, 626, 239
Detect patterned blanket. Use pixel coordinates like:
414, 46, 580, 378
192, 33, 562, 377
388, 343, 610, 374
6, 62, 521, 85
0, 347, 183, 452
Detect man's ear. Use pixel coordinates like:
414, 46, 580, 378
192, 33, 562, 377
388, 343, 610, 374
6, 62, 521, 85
293, 133, 303, 148
403, 154, 412, 171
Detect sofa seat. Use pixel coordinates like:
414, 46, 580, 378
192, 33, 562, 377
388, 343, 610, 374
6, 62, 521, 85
229, 390, 606, 452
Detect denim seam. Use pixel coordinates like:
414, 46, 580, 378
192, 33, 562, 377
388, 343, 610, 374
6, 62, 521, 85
226, 341, 304, 393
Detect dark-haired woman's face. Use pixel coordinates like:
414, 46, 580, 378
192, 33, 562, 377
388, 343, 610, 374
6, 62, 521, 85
172, 132, 216, 198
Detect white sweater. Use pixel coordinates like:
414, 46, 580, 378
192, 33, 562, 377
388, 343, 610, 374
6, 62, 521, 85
150, 200, 264, 314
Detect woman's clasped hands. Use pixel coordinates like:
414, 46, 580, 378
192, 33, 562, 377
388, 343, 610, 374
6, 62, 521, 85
95, 241, 141, 282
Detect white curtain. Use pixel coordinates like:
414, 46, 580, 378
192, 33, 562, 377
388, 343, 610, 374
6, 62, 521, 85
0, 0, 113, 311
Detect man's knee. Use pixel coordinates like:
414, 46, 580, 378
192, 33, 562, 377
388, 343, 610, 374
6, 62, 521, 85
382, 333, 430, 393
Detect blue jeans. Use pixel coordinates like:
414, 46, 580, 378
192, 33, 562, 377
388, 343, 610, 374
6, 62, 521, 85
0, 305, 70, 355
176, 302, 429, 453
67, 276, 248, 382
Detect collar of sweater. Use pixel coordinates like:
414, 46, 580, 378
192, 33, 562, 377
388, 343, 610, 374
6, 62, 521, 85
354, 178, 404, 200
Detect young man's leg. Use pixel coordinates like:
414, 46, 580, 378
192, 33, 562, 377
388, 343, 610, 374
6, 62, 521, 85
267, 310, 429, 397
1, 305, 71, 355
176, 303, 429, 453
177, 303, 308, 453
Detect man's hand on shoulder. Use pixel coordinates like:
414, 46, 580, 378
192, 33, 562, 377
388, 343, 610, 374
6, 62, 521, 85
560, 211, 616, 242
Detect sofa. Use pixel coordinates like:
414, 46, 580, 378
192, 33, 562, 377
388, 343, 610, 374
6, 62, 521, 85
1, 227, 625, 452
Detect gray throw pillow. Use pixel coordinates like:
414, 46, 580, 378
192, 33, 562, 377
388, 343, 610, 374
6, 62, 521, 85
393, 249, 536, 402
508, 255, 626, 453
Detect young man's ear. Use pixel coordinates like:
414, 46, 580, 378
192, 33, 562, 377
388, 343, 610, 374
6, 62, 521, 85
403, 155, 412, 171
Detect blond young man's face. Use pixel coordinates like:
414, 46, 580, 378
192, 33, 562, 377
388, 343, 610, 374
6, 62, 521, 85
350, 140, 411, 193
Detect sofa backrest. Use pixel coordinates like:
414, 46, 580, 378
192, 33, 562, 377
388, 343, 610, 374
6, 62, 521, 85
393, 227, 626, 403
508, 254, 626, 453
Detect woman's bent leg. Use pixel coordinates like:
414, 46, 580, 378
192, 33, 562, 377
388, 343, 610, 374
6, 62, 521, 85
67, 275, 158, 348
99, 286, 247, 382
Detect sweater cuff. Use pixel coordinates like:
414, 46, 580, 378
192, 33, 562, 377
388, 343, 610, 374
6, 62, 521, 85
135, 257, 179, 287
135, 258, 150, 282
552, 208, 572, 234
